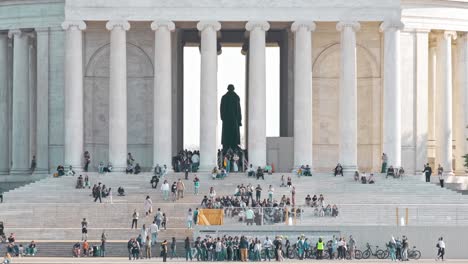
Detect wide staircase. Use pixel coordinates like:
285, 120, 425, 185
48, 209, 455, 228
1, 171, 468, 256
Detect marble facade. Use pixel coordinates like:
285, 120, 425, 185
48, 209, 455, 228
0, 0, 467, 178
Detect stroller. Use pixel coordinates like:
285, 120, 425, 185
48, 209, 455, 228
0, 222, 6, 243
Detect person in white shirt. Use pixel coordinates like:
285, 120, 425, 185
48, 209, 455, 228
144, 196, 153, 216
247, 164, 255, 177
149, 221, 159, 246
263, 237, 273, 261
436, 237, 445, 261
161, 180, 170, 201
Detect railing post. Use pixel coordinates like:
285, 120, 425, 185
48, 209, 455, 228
396, 207, 399, 226
405, 208, 408, 226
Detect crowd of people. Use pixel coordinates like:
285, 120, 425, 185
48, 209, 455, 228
2, 233, 38, 260
173, 150, 200, 173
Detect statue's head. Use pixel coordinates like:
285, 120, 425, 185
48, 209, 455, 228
227, 84, 235, 91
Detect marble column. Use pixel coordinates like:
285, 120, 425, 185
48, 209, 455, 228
106, 20, 130, 171
62, 21, 86, 171
380, 21, 403, 168
151, 21, 175, 169
0, 33, 9, 175
457, 33, 468, 172
429, 41, 438, 167
246, 21, 270, 168
9, 29, 30, 174
437, 31, 457, 175
336, 22, 360, 172
35, 28, 49, 174
29, 37, 37, 165
291, 21, 315, 169
197, 21, 221, 171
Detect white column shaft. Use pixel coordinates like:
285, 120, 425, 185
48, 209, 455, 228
293, 23, 314, 168
437, 32, 455, 174
247, 24, 268, 167
108, 25, 128, 170
11, 31, 30, 173
382, 26, 401, 167
153, 23, 173, 168
0, 34, 9, 174
337, 23, 359, 172
199, 23, 219, 170
64, 26, 84, 170
458, 34, 468, 171
35, 29, 49, 173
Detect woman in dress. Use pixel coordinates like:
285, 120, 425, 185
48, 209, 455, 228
144, 196, 153, 216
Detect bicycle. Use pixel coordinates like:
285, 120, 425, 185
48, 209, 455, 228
260, 248, 275, 260
408, 246, 421, 260
358, 243, 386, 259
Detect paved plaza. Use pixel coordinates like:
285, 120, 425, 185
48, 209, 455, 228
4, 258, 466, 264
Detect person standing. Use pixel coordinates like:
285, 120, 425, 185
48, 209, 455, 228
255, 184, 262, 201
84, 151, 91, 172
94, 183, 102, 203
389, 237, 397, 261
131, 209, 139, 229
348, 235, 356, 259
100, 231, 107, 257
176, 179, 185, 199
268, 185, 274, 202
381, 153, 388, 173
161, 180, 170, 201
187, 208, 193, 229
439, 171, 446, 188
144, 196, 153, 216
193, 176, 200, 195
193, 208, 199, 226
436, 237, 445, 261
145, 235, 152, 259
263, 237, 272, 261
316, 237, 324, 260
81, 218, 88, 241
239, 236, 248, 262
402, 236, 409, 261
291, 186, 296, 207
171, 181, 177, 201
424, 163, 433, 183
170, 237, 177, 259
185, 237, 193, 261
161, 239, 168, 262
150, 221, 159, 246
185, 168, 189, 180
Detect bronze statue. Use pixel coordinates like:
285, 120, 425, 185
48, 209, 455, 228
220, 84, 242, 151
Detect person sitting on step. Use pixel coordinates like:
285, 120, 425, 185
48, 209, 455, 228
264, 163, 272, 175
104, 162, 113, 173
256, 166, 264, 180
76, 175, 84, 189
126, 163, 134, 174
368, 173, 375, 184
117, 186, 126, 196
397, 167, 405, 179
386, 166, 395, 179
361, 173, 367, 184
333, 163, 343, 177
303, 165, 312, 176
66, 165, 75, 176
354, 171, 360, 182
247, 164, 255, 177
134, 163, 141, 175
98, 162, 105, 174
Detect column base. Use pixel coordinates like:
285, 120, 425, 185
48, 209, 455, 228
443, 171, 455, 177
9, 168, 32, 175
0, 170, 10, 175
342, 165, 358, 175
33, 168, 50, 175
109, 165, 127, 172
198, 165, 217, 173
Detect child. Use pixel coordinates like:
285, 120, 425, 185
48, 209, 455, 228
2, 252, 11, 264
